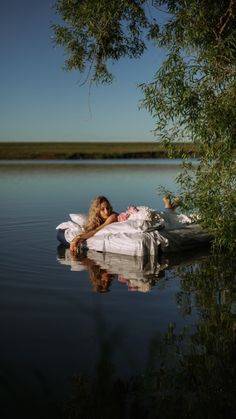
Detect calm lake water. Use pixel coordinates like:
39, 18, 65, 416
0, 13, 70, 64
0, 160, 236, 419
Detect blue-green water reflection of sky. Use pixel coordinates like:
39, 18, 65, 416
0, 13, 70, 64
0, 161, 180, 218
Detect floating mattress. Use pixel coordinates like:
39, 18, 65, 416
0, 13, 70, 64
56, 210, 212, 256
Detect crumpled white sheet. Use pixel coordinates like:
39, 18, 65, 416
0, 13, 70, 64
56, 220, 83, 243
85, 219, 168, 256
56, 213, 86, 243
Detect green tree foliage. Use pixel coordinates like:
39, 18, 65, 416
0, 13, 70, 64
52, 0, 236, 252
141, 0, 236, 253
52, 0, 159, 83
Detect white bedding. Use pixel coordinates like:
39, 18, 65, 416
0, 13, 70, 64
56, 210, 208, 256
86, 219, 168, 256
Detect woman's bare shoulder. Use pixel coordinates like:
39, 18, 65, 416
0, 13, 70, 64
109, 212, 118, 222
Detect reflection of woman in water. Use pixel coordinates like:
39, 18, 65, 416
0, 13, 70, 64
69, 251, 114, 293
88, 264, 113, 293
70, 196, 118, 253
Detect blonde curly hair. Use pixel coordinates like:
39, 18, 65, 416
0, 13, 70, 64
84, 196, 113, 232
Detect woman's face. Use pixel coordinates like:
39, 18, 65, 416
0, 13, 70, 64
99, 201, 111, 220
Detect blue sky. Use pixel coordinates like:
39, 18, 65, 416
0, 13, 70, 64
0, 0, 167, 142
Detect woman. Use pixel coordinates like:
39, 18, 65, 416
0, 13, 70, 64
70, 196, 118, 253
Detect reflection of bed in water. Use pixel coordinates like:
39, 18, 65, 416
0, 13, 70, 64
88, 250, 168, 292
57, 244, 210, 293
57, 246, 168, 292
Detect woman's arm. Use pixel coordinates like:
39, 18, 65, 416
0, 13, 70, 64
81, 213, 118, 239
70, 213, 118, 253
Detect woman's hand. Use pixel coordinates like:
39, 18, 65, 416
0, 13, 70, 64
70, 235, 82, 253
69, 214, 117, 253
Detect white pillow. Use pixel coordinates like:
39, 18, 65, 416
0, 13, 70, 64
69, 213, 87, 227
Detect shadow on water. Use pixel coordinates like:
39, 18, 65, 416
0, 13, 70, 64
58, 249, 236, 419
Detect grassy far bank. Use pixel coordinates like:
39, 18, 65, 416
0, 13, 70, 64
0, 142, 198, 159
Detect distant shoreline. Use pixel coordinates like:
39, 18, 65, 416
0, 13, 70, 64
0, 142, 197, 160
